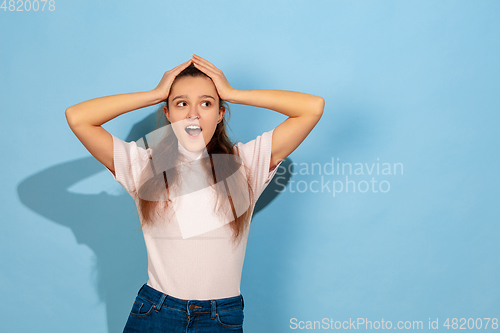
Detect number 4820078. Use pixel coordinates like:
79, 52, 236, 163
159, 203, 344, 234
1, 0, 55, 11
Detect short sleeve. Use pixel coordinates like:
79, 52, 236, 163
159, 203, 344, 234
105, 134, 152, 199
234, 128, 284, 201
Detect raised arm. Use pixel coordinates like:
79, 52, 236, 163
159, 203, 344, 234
65, 58, 193, 174
227, 90, 324, 170
190, 54, 324, 171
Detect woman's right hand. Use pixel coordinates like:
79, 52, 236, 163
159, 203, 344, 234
153, 58, 194, 102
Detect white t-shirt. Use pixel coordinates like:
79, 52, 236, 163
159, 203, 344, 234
106, 129, 282, 300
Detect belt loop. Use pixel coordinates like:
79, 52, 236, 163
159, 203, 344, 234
156, 293, 167, 312
211, 300, 216, 319
138, 283, 146, 295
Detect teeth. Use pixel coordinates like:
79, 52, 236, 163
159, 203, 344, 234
186, 125, 201, 130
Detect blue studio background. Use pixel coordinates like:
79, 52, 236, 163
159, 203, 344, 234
1, 0, 499, 332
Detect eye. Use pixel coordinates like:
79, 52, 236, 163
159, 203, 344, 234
176, 101, 187, 107
201, 101, 212, 107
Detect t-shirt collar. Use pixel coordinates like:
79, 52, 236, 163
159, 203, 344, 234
177, 139, 208, 161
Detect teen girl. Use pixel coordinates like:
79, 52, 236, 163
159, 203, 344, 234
65, 54, 324, 332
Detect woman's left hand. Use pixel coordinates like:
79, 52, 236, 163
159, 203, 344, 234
191, 54, 238, 103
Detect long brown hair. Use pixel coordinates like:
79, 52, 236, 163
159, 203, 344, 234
135, 64, 254, 245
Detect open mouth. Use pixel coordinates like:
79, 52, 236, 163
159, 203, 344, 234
185, 125, 202, 137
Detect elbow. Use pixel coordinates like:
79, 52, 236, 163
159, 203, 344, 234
65, 107, 73, 122
313, 96, 325, 118
65, 107, 79, 128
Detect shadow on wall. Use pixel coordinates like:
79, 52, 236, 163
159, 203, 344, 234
17, 111, 293, 333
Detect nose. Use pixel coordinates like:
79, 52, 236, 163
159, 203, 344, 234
187, 106, 200, 120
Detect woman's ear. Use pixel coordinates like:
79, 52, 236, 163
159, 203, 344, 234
218, 105, 225, 123
164, 105, 170, 122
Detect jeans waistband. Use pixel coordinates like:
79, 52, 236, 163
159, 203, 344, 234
137, 283, 244, 315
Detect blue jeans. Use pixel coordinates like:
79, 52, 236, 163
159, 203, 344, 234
122, 283, 244, 332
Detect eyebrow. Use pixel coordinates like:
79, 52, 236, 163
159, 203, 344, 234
172, 94, 215, 102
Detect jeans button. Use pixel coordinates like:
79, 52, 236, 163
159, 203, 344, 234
189, 304, 195, 310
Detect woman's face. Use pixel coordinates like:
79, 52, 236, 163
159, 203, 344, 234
164, 76, 224, 152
